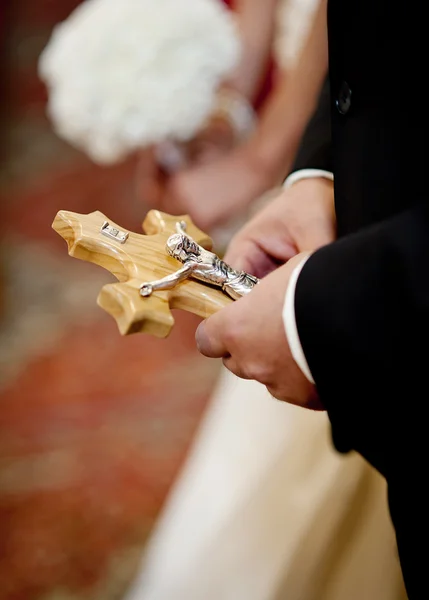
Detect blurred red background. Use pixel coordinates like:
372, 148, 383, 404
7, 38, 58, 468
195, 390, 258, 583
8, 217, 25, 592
0, 2, 219, 598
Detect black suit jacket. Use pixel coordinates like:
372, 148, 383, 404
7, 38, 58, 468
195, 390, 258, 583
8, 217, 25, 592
291, 2, 423, 597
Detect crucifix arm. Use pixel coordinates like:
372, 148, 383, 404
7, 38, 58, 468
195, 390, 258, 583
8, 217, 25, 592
140, 263, 194, 297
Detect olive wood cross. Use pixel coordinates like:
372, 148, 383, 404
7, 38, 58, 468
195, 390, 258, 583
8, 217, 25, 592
52, 210, 232, 338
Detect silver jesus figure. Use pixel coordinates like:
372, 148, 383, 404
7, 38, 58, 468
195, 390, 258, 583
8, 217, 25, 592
140, 227, 259, 300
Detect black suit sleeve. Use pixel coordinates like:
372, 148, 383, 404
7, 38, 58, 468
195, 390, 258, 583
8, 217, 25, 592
294, 202, 428, 476
294, 203, 428, 597
289, 76, 332, 174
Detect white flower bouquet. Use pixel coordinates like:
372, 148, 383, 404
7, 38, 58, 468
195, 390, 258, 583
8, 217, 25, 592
39, 0, 239, 165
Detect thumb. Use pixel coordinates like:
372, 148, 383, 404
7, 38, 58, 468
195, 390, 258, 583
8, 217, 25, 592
195, 314, 229, 358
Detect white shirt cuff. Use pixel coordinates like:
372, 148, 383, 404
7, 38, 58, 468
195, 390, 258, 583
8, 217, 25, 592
281, 168, 333, 384
283, 168, 334, 189
282, 256, 315, 384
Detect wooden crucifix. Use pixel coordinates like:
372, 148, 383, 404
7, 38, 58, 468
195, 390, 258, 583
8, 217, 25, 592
52, 210, 258, 338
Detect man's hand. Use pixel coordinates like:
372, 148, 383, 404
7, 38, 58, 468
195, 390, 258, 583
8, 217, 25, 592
196, 254, 322, 409
195, 177, 336, 409
224, 177, 336, 277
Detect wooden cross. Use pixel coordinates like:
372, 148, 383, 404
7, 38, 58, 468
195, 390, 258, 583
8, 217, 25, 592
52, 209, 232, 337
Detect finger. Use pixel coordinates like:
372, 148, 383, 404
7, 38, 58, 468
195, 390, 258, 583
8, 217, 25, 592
222, 356, 252, 380
224, 239, 262, 272
195, 317, 229, 358
224, 239, 284, 279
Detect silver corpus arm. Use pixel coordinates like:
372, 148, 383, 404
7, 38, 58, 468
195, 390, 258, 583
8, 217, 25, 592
139, 263, 194, 297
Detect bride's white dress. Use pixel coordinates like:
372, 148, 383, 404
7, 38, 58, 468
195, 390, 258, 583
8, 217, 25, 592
125, 370, 406, 600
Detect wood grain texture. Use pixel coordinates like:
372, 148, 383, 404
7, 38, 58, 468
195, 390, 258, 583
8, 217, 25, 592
52, 210, 232, 337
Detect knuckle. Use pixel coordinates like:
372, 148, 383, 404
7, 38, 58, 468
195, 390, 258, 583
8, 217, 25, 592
245, 360, 273, 384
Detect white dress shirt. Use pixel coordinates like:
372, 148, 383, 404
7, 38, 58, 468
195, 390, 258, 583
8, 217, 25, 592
281, 169, 334, 384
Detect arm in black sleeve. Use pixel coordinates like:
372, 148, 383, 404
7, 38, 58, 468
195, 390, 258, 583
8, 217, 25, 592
295, 202, 428, 473
294, 201, 429, 597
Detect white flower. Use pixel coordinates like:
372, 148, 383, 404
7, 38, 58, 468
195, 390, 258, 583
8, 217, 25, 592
39, 0, 239, 165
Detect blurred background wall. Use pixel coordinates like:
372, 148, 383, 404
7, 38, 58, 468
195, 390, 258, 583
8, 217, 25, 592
0, 2, 312, 599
